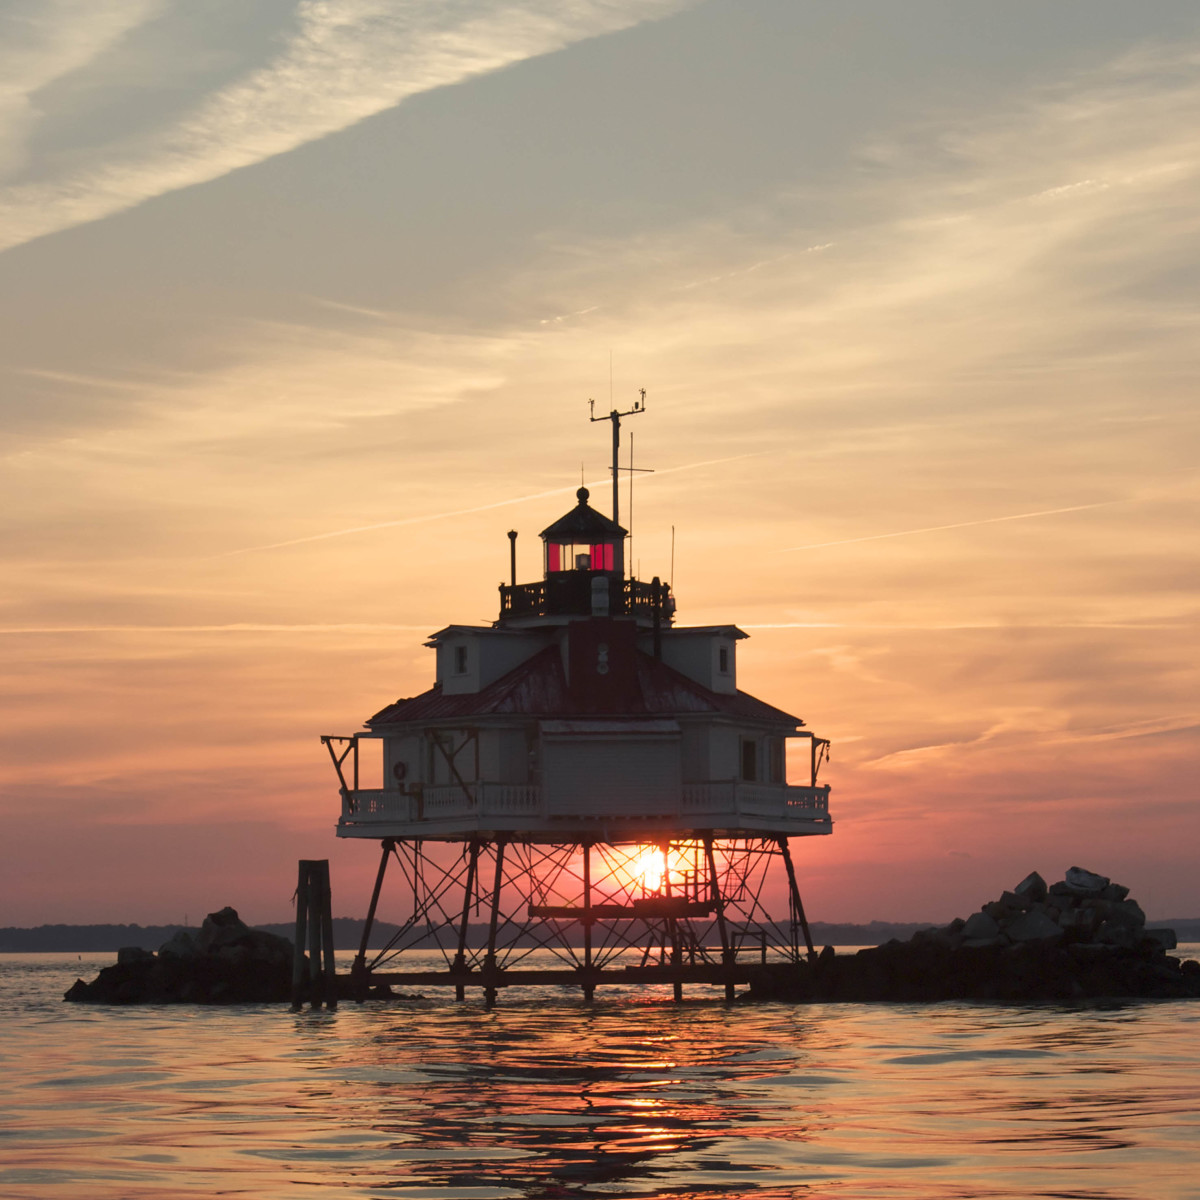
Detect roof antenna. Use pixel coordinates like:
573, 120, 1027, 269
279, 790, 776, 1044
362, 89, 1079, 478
628, 430, 635, 570
588, 387, 647, 531
623, 407, 653, 576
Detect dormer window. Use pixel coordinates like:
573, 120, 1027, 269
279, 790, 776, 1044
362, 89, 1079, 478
718, 646, 730, 674
453, 645, 468, 675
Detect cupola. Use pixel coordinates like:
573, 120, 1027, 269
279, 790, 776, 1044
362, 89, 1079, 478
539, 487, 626, 577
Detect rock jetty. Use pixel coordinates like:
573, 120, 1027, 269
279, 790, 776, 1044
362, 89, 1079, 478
748, 867, 1199, 1004
64, 907, 294, 1005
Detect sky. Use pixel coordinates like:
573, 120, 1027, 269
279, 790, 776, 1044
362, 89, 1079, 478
2, 0, 1198, 928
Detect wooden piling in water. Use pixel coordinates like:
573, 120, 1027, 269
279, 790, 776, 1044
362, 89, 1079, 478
290, 864, 310, 1011
317, 860, 337, 1010
292, 859, 337, 1011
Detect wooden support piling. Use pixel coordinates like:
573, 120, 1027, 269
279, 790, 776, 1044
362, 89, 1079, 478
317, 861, 337, 1010
307, 866, 324, 1008
292, 859, 338, 1011
291, 864, 310, 1011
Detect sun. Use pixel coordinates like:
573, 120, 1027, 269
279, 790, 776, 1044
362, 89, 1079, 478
631, 846, 665, 895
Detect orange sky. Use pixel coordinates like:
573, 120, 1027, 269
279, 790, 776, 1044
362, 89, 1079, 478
2, 2, 1198, 926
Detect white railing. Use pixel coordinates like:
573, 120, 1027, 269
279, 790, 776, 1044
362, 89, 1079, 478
681, 781, 734, 812
343, 784, 540, 823
741, 783, 829, 818
480, 784, 541, 814
345, 781, 830, 825
343, 788, 413, 821
682, 782, 829, 819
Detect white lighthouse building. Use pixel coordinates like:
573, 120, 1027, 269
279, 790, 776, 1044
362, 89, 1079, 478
324, 408, 832, 1003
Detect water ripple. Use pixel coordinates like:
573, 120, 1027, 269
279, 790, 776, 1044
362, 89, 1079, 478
1, 953, 1199, 1199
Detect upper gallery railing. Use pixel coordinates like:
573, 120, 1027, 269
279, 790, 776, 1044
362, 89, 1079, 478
499, 574, 671, 621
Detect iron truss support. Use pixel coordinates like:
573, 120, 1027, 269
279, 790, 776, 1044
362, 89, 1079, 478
350, 835, 817, 1004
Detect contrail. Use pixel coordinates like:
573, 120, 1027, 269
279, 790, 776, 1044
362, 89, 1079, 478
217, 454, 760, 558
784, 500, 1119, 552
215, 484, 597, 558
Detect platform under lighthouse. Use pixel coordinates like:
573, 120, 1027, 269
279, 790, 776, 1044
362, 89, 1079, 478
323, 408, 832, 1003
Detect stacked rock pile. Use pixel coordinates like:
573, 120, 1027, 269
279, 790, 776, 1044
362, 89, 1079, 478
943, 867, 1168, 951
748, 868, 1199, 1004
65, 906, 294, 1005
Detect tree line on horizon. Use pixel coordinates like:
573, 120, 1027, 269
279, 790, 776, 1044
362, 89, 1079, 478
3, 915, 1197, 954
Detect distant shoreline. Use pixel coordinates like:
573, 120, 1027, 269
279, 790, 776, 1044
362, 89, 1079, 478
4, 917, 1198, 954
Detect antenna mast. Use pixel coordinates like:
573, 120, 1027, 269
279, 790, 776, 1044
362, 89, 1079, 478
588, 388, 646, 530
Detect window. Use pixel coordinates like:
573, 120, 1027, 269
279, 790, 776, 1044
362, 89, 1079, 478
740, 738, 757, 782
769, 738, 784, 783
453, 645, 468, 674
718, 646, 730, 674
546, 541, 615, 572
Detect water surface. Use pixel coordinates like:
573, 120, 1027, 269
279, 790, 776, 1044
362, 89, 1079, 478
2, 950, 1198, 1199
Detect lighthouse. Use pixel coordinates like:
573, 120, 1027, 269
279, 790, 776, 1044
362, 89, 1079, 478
323, 402, 832, 1003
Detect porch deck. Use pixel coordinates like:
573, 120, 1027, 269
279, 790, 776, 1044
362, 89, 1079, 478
335, 780, 832, 840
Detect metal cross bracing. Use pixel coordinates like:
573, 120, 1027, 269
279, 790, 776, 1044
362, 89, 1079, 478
348, 835, 816, 1006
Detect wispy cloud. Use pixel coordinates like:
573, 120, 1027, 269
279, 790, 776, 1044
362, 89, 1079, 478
783, 500, 1120, 552
217, 453, 759, 557
0, 0, 163, 177
862, 709, 1200, 773
216, 480, 603, 558
504, 42, 1200, 414
18, 366, 146, 391
0, 0, 693, 252
1048, 713, 1200, 744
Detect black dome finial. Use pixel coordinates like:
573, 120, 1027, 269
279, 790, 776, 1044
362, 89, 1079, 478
577, 486, 589, 503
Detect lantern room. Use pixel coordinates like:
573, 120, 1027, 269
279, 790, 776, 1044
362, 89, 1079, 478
540, 487, 625, 578
498, 483, 666, 625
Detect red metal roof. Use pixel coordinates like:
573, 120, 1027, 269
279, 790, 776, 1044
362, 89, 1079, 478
366, 644, 805, 728
539, 487, 627, 541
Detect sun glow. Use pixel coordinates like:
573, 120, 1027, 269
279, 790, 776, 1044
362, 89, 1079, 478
608, 843, 708, 899
632, 846, 665, 895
